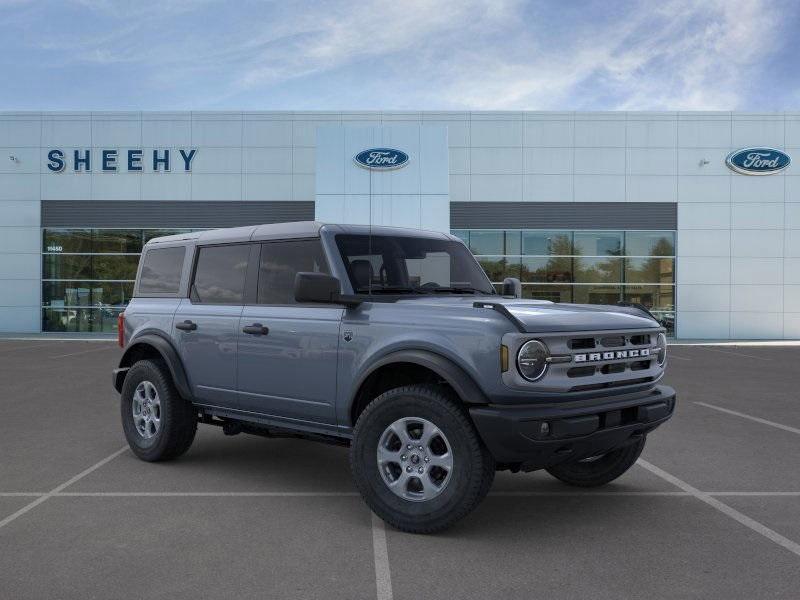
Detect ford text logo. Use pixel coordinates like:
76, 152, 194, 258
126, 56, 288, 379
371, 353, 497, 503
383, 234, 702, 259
354, 148, 409, 170
726, 147, 790, 175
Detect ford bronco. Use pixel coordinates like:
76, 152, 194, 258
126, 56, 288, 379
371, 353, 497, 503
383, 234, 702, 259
113, 222, 675, 533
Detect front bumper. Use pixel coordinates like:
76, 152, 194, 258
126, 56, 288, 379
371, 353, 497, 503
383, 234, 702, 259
469, 385, 676, 471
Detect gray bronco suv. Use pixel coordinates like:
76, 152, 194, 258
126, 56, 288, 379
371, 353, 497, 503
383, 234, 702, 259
113, 222, 675, 533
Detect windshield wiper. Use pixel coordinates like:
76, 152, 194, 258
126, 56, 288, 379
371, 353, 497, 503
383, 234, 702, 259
426, 286, 488, 294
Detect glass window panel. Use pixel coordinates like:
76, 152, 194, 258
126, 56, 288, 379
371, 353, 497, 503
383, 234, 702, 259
623, 285, 675, 311
522, 284, 572, 303
450, 230, 468, 244
520, 257, 573, 283
573, 285, 623, 305
92, 255, 140, 281
43, 281, 134, 307
42, 307, 123, 332
574, 231, 623, 256
521, 231, 573, 256
43, 254, 92, 279
93, 229, 143, 253
574, 257, 622, 283
43, 229, 92, 253
192, 244, 250, 304
651, 312, 675, 336
469, 231, 503, 255
625, 231, 675, 256
504, 231, 521, 255
143, 229, 193, 243
625, 257, 674, 284
138, 247, 186, 295
258, 240, 330, 305
478, 257, 519, 282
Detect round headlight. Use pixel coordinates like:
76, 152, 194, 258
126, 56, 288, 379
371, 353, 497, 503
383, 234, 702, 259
517, 340, 550, 381
656, 332, 667, 366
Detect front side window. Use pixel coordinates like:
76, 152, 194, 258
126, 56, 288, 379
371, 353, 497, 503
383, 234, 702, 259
258, 240, 330, 304
138, 246, 186, 295
335, 235, 495, 295
191, 244, 250, 305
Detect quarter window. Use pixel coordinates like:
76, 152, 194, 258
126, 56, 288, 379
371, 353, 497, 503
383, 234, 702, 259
257, 240, 330, 305
137, 246, 186, 296
191, 244, 250, 305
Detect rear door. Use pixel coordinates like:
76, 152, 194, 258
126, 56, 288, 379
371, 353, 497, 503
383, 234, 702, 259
236, 239, 342, 427
173, 243, 255, 408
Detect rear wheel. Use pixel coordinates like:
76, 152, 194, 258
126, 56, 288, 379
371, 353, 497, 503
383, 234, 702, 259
545, 436, 646, 487
121, 359, 197, 462
350, 384, 494, 534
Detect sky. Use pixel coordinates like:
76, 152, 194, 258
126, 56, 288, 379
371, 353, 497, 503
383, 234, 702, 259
1, 0, 798, 111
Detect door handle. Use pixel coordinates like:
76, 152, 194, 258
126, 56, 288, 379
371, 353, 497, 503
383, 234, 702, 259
175, 320, 198, 332
242, 323, 269, 336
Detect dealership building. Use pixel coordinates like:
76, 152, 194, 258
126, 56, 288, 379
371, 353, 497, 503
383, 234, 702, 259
0, 110, 798, 339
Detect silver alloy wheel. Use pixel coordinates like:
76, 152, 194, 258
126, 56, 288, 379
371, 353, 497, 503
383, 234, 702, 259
132, 381, 161, 439
377, 417, 454, 502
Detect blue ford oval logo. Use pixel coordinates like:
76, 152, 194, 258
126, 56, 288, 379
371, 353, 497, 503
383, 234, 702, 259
726, 147, 790, 175
354, 148, 409, 170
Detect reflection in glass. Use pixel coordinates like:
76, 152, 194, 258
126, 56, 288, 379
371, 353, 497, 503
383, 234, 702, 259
42, 307, 124, 333
469, 231, 504, 255
43, 281, 134, 307
522, 231, 572, 256
93, 230, 143, 253
573, 231, 623, 256
625, 231, 675, 256
523, 285, 572, 303
625, 258, 674, 284
573, 285, 623, 305
623, 285, 675, 311
520, 257, 572, 283
43, 254, 93, 280
574, 257, 622, 283
43, 229, 92, 253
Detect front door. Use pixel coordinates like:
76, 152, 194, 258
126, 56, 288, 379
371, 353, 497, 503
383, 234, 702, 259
236, 239, 342, 427
174, 243, 254, 408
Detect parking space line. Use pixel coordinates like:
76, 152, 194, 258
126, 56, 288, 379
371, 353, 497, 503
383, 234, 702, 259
54, 491, 360, 497
0, 493, 44, 497
701, 348, 771, 361
371, 512, 393, 600
0, 446, 128, 531
638, 459, 800, 558
695, 402, 800, 436
48, 345, 118, 359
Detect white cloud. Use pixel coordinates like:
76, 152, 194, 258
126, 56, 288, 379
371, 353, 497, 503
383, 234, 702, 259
2, 0, 793, 109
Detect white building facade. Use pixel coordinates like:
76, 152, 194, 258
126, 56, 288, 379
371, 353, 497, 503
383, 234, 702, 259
0, 110, 798, 339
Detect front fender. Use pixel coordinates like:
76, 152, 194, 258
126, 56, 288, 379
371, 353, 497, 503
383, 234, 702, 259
351, 348, 489, 409
115, 331, 192, 400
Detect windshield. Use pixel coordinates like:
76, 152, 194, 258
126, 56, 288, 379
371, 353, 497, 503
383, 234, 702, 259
335, 234, 496, 295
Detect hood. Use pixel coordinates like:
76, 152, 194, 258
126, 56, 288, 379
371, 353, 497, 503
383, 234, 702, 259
499, 300, 660, 333
394, 296, 660, 333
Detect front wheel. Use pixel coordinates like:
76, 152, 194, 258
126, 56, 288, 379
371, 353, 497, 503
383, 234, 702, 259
350, 384, 495, 534
545, 436, 646, 487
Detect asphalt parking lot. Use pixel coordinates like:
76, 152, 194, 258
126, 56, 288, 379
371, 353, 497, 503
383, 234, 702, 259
1, 340, 799, 599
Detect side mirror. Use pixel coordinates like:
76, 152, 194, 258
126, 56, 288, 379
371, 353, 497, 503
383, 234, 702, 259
502, 277, 522, 298
295, 272, 341, 303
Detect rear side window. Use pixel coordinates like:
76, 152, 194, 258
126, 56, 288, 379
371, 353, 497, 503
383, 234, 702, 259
191, 244, 250, 305
258, 240, 329, 304
137, 246, 185, 296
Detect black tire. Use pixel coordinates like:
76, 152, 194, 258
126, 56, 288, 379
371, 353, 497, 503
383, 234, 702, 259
350, 384, 495, 534
120, 359, 197, 462
545, 436, 646, 487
